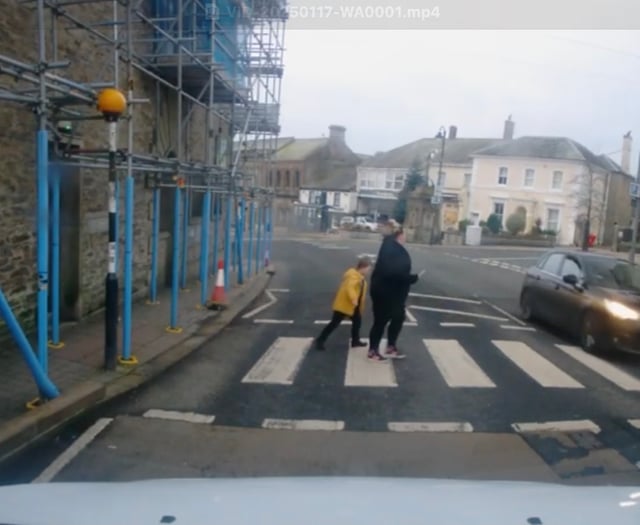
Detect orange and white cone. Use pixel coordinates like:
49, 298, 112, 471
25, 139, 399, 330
207, 259, 227, 309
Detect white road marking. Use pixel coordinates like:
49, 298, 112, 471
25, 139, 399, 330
409, 292, 482, 305
405, 307, 418, 323
556, 344, 640, 391
423, 339, 496, 388
253, 319, 294, 324
268, 288, 290, 293
410, 305, 507, 321
483, 300, 526, 326
33, 417, 113, 483
314, 320, 352, 325
143, 409, 215, 424
512, 420, 601, 434
345, 338, 397, 387
628, 420, 640, 430
388, 422, 474, 433
262, 419, 345, 431
500, 325, 536, 331
492, 340, 584, 389
440, 322, 475, 327
242, 289, 277, 319
242, 337, 312, 385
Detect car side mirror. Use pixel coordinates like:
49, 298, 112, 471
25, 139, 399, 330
563, 274, 579, 286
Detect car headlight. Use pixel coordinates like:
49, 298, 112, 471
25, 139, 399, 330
604, 299, 640, 321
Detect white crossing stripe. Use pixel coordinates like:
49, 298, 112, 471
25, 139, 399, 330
143, 409, 216, 424
493, 340, 584, 389
315, 320, 352, 325
500, 325, 536, 332
388, 422, 474, 433
242, 337, 313, 385
440, 322, 475, 327
262, 419, 345, 431
556, 344, 640, 391
512, 419, 601, 434
411, 305, 508, 321
409, 292, 482, 304
253, 319, 294, 324
405, 307, 418, 324
423, 339, 496, 388
345, 339, 397, 387
628, 419, 640, 430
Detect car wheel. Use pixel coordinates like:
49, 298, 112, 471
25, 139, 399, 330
519, 290, 534, 321
580, 310, 604, 353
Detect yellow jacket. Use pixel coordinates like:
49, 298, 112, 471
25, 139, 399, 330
332, 268, 367, 316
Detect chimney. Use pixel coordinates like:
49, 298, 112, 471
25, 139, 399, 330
622, 131, 632, 173
329, 125, 346, 144
448, 125, 457, 140
503, 115, 515, 140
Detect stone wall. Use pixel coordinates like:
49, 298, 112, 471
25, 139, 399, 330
0, 0, 231, 336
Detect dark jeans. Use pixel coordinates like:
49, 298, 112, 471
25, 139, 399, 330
317, 308, 362, 345
368, 296, 405, 350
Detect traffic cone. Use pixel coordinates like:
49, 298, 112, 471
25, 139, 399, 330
207, 259, 227, 310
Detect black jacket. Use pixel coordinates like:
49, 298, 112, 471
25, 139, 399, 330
370, 236, 417, 304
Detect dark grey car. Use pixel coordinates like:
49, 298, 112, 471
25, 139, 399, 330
519, 250, 640, 353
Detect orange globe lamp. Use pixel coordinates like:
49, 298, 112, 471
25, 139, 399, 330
97, 88, 127, 120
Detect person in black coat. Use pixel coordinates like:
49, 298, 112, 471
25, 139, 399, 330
367, 220, 419, 361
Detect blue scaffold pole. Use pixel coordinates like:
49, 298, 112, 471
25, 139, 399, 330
36, 129, 49, 374
0, 287, 59, 399
49, 162, 62, 348
199, 191, 212, 306
236, 197, 245, 285
247, 200, 255, 277
169, 185, 182, 330
223, 194, 232, 290
212, 193, 220, 274
180, 188, 190, 289
121, 174, 135, 361
255, 203, 263, 273
148, 186, 160, 304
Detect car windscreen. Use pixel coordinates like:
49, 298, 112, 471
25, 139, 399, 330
584, 257, 640, 292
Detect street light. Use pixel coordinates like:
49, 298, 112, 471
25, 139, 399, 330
431, 126, 447, 244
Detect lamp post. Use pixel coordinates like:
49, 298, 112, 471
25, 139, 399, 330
431, 126, 447, 244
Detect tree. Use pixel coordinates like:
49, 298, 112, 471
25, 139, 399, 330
486, 213, 502, 234
506, 210, 526, 235
570, 165, 608, 249
393, 158, 425, 223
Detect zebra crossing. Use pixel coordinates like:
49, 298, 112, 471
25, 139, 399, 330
298, 240, 351, 250
240, 335, 640, 392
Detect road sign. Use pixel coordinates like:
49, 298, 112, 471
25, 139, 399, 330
630, 182, 640, 199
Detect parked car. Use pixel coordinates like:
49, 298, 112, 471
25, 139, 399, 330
519, 249, 640, 354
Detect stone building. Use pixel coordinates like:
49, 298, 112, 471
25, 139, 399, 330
0, 1, 272, 333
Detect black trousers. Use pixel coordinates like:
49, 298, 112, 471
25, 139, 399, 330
317, 308, 362, 344
368, 296, 405, 350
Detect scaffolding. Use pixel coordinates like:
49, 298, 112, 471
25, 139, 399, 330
0, 0, 286, 400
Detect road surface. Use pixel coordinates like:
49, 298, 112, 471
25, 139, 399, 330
3, 236, 640, 486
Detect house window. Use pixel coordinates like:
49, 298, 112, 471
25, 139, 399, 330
524, 168, 535, 187
333, 193, 341, 207
546, 208, 560, 232
394, 174, 404, 190
276, 171, 281, 187
295, 170, 301, 187
493, 201, 505, 223
268, 170, 273, 186
437, 171, 446, 188
498, 167, 508, 185
464, 173, 471, 186
552, 171, 563, 190
285, 170, 291, 187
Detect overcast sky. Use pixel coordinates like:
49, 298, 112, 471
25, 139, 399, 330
278, 29, 640, 170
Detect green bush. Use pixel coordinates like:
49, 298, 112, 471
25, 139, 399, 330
506, 212, 526, 235
486, 214, 502, 234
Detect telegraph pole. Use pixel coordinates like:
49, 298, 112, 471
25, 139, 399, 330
629, 153, 640, 264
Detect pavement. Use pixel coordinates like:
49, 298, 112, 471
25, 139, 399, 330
0, 262, 272, 464
3, 236, 640, 488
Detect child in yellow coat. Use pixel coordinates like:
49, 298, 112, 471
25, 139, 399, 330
314, 255, 373, 351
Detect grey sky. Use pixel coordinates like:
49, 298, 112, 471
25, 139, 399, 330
278, 29, 640, 171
